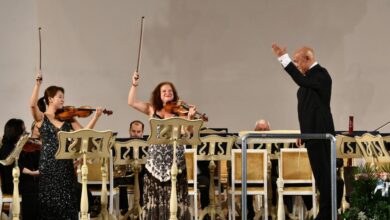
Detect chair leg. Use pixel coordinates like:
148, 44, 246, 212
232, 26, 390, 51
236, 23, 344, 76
277, 178, 285, 220
227, 193, 231, 220
8, 204, 12, 220
312, 193, 317, 219
194, 193, 198, 220
188, 194, 194, 219
253, 195, 262, 220
231, 194, 235, 220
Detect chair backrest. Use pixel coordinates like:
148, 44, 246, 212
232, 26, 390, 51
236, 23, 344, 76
185, 149, 197, 185
355, 133, 390, 165
81, 157, 112, 184
231, 149, 267, 184
200, 128, 227, 134
279, 148, 313, 184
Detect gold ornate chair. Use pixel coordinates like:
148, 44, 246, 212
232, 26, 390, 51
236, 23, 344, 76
230, 149, 268, 220
0, 134, 28, 220
238, 130, 299, 220
277, 148, 317, 220
184, 148, 198, 220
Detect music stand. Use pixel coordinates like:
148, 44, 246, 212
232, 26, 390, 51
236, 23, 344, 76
0, 134, 29, 220
57, 129, 113, 220
196, 134, 235, 220
147, 118, 203, 220
113, 138, 149, 220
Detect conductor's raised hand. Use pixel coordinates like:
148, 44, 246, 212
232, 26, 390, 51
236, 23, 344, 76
272, 43, 287, 57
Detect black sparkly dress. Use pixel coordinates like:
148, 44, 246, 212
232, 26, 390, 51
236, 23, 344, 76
38, 115, 78, 220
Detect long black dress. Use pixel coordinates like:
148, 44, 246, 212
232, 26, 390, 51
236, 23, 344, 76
38, 115, 78, 220
19, 140, 41, 220
141, 114, 191, 220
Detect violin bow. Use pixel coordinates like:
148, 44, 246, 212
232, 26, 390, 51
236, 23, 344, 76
36, 27, 44, 82
39, 27, 42, 71
136, 16, 145, 73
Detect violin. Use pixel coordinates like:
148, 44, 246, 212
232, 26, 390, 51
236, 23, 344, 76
23, 138, 42, 152
55, 106, 113, 121
164, 100, 208, 122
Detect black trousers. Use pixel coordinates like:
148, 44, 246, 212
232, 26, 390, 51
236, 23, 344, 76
306, 140, 331, 220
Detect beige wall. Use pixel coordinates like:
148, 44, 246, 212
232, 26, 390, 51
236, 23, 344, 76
1, 0, 390, 136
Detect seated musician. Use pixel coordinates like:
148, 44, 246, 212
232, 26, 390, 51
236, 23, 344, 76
0, 119, 26, 195
250, 119, 271, 219
129, 120, 144, 138
0, 118, 41, 219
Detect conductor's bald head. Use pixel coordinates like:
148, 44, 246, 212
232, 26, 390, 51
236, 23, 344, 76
293, 46, 316, 75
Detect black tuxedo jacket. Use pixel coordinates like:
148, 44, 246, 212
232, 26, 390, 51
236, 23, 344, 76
285, 63, 335, 135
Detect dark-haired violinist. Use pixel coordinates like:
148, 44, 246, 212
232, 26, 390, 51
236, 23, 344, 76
30, 69, 103, 220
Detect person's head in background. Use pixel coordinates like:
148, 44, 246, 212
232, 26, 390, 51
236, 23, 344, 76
129, 120, 144, 138
1, 118, 25, 145
254, 119, 271, 131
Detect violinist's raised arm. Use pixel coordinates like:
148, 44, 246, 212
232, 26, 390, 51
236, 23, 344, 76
30, 69, 44, 123
127, 71, 153, 116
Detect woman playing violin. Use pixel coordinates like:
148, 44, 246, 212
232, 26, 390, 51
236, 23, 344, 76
30, 69, 103, 220
128, 71, 195, 220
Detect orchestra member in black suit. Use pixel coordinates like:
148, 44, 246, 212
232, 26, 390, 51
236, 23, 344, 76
272, 44, 335, 220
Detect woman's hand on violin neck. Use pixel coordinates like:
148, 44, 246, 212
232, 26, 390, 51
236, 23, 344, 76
132, 71, 140, 87
94, 107, 103, 118
187, 105, 196, 120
